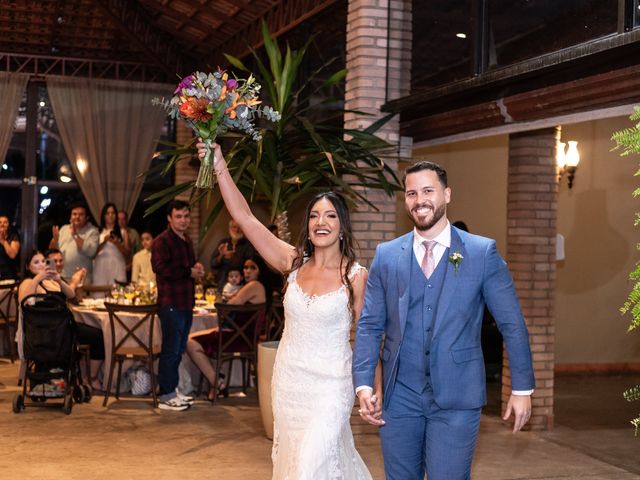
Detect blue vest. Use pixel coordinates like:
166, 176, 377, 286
396, 247, 449, 393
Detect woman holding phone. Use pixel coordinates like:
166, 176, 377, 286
93, 203, 129, 285
18, 250, 105, 391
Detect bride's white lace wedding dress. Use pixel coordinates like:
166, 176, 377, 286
271, 263, 372, 480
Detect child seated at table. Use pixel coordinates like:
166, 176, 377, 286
187, 256, 270, 401
221, 266, 243, 302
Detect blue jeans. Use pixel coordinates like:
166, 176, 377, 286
157, 306, 193, 401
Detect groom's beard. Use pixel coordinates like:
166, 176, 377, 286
410, 202, 447, 232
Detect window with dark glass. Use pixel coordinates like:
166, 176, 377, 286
411, 0, 474, 91
487, 0, 618, 69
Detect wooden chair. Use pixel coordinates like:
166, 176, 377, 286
0, 283, 18, 362
265, 299, 284, 341
103, 303, 160, 408
202, 302, 266, 404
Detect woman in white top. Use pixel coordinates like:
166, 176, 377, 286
93, 203, 129, 286
197, 142, 381, 480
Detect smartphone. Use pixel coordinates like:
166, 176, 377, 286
45, 258, 55, 270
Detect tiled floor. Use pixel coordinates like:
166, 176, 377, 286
1, 360, 639, 479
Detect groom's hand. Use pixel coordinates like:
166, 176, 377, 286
503, 394, 532, 433
357, 388, 385, 426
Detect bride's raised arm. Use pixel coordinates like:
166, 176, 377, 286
201, 142, 297, 273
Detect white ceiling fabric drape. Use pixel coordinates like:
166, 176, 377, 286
0, 73, 29, 170
46, 76, 172, 220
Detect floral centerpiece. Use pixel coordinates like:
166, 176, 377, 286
153, 68, 280, 188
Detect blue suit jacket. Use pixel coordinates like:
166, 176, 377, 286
352, 227, 535, 410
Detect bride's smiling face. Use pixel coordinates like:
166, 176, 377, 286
308, 197, 341, 249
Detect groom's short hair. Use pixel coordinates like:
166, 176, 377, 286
403, 161, 448, 188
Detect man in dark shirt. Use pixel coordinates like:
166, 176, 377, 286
210, 219, 255, 287
152, 200, 205, 411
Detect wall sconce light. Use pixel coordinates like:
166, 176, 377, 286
557, 140, 580, 188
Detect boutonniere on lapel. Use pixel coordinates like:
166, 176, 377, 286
448, 251, 464, 272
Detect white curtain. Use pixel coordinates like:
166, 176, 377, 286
0, 73, 29, 170
46, 76, 172, 220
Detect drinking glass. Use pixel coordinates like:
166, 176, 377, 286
124, 284, 135, 303
195, 284, 204, 300
205, 288, 216, 306
110, 284, 120, 302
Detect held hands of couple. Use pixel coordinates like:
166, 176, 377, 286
357, 388, 385, 427
503, 394, 532, 433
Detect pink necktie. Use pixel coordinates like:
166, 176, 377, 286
422, 240, 436, 278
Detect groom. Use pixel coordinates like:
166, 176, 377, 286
353, 161, 535, 479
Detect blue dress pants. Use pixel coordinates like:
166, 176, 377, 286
379, 380, 482, 480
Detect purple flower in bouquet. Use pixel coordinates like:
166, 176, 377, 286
153, 68, 281, 189
226, 79, 238, 91
174, 74, 194, 94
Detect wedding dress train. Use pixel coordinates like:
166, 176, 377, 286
271, 263, 372, 480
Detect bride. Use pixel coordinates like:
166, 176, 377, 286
198, 142, 380, 479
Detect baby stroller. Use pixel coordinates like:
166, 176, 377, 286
13, 293, 91, 414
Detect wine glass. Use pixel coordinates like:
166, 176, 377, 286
110, 284, 120, 303
205, 287, 216, 306
124, 284, 135, 304
195, 284, 204, 301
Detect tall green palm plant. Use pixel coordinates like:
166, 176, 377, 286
212, 21, 401, 240
146, 21, 402, 240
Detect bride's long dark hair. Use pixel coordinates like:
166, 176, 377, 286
284, 192, 358, 319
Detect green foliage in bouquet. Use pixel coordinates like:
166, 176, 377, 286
611, 105, 640, 435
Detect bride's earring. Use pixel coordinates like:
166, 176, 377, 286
339, 232, 344, 241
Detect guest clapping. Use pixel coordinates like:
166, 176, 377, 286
49, 203, 99, 284
210, 219, 255, 287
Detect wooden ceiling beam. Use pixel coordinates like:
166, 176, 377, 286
0, 51, 169, 82
138, 0, 227, 44
399, 64, 640, 142
209, 0, 339, 66
91, 0, 195, 75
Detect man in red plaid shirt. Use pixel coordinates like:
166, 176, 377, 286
152, 199, 205, 411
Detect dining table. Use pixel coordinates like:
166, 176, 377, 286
70, 300, 232, 393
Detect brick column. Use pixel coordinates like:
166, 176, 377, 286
345, 0, 411, 265
505, 127, 558, 431
174, 121, 201, 252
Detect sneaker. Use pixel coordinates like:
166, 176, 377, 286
158, 398, 190, 411
175, 389, 194, 405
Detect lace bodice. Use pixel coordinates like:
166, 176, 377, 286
270, 262, 372, 480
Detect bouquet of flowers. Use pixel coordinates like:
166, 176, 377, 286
153, 68, 280, 188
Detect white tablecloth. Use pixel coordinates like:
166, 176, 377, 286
70, 305, 218, 392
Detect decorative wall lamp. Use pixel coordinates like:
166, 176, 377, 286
556, 140, 580, 188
